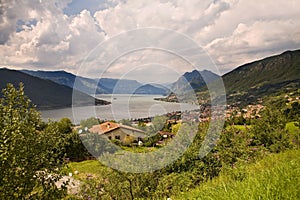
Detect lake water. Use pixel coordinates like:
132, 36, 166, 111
41, 94, 199, 124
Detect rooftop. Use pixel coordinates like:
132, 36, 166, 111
89, 121, 146, 134
89, 121, 120, 134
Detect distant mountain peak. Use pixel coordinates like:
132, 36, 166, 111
172, 69, 220, 92
21, 69, 169, 95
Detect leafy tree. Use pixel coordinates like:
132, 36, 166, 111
285, 101, 300, 120
52, 118, 91, 161
57, 117, 73, 134
137, 121, 147, 131
0, 83, 67, 199
119, 119, 132, 126
80, 117, 101, 129
64, 131, 91, 161
80, 133, 119, 157
251, 106, 291, 152
80, 168, 162, 200
147, 116, 168, 136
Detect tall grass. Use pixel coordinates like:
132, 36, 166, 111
286, 122, 299, 134
174, 149, 300, 200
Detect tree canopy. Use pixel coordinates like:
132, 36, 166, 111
0, 83, 67, 199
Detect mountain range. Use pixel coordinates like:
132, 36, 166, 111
22, 70, 169, 95
0, 68, 110, 109
158, 49, 300, 105
171, 69, 221, 92
1, 49, 299, 109
223, 49, 300, 105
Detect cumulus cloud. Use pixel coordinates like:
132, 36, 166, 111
0, 0, 105, 71
203, 0, 300, 72
0, 0, 300, 80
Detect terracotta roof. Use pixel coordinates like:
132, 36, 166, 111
119, 124, 146, 133
89, 122, 120, 134
89, 121, 146, 135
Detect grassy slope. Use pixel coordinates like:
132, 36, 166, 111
222, 50, 300, 105
227, 122, 299, 133
66, 160, 106, 180
223, 50, 300, 94
286, 122, 299, 134
174, 149, 300, 200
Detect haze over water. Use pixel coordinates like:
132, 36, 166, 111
41, 94, 199, 124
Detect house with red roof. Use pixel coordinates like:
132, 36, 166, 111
89, 121, 146, 143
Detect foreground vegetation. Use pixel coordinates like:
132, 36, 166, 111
67, 103, 299, 199
1, 84, 300, 199
175, 149, 300, 199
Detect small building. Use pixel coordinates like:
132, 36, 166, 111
159, 131, 174, 139
89, 121, 146, 143
155, 131, 174, 146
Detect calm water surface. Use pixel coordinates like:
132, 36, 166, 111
41, 94, 198, 124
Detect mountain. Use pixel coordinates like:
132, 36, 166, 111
158, 49, 300, 105
222, 49, 300, 104
133, 84, 169, 95
98, 78, 142, 94
22, 70, 169, 95
156, 70, 221, 103
0, 68, 110, 109
21, 70, 109, 94
171, 70, 221, 92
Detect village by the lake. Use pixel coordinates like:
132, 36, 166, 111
1, 1, 300, 199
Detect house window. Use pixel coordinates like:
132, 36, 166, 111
115, 135, 120, 140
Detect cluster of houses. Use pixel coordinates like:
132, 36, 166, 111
285, 93, 300, 103
78, 101, 269, 146
226, 104, 264, 119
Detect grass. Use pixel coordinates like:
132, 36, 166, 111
65, 146, 161, 179
226, 125, 252, 131
226, 122, 299, 133
66, 160, 107, 180
121, 146, 159, 153
286, 122, 299, 134
173, 149, 300, 200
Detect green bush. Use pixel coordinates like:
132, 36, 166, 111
0, 83, 67, 199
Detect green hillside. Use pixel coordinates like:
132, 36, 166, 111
173, 149, 300, 200
222, 50, 300, 104
0, 68, 110, 109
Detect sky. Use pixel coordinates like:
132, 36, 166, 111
0, 0, 300, 83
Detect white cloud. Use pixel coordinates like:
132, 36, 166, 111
194, 0, 300, 72
0, 0, 105, 71
0, 0, 300, 80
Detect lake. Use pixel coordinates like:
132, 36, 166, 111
41, 94, 199, 124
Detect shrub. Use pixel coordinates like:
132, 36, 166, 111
0, 83, 67, 199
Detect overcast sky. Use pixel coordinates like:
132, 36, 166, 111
0, 0, 300, 83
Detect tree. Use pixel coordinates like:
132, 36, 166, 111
0, 83, 67, 199
80, 117, 101, 129
57, 118, 73, 134
285, 101, 300, 120
147, 116, 168, 136
251, 106, 291, 152
119, 119, 132, 126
